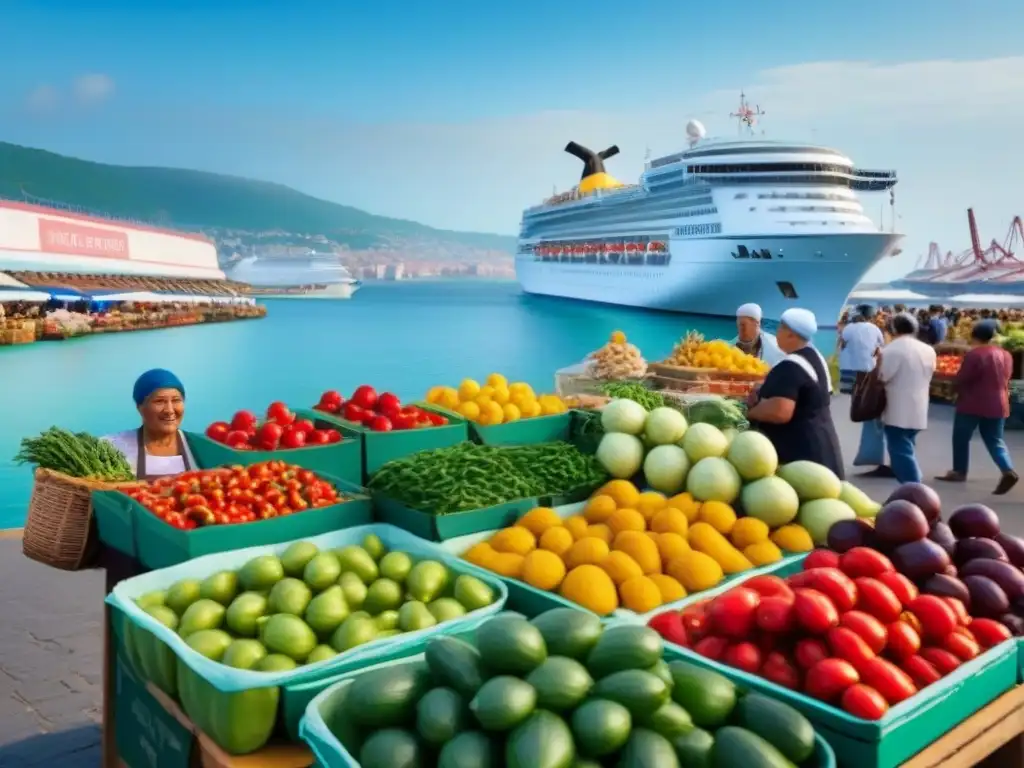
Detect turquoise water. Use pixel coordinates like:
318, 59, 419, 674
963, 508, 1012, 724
0, 281, 832, 528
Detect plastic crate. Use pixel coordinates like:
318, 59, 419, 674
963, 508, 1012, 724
469, 411, 572, 446
371, 492, 539, 542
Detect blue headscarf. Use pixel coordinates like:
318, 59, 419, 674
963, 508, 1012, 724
133, 369, 185, 406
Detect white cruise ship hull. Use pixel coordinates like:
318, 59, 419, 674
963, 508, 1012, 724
517, 232, 901, 327
256, 282, 360, 300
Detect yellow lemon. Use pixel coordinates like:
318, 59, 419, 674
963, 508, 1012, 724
502, 403, 522, 422
510, 382, 535, 399
479, 385, 496, 400
456, 401, 481, 421
599, 479, 641, 510
538, 395, 562, 415
438, 387, 460, 409
475, 393, 493, 409
485, 401, 504, 424
486, 373, 508, 388
491, 387, 511, 405
426, 386, 444, 404
458, 379, 480, 401
521, 399, 543, 418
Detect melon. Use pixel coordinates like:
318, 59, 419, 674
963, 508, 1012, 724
680, 423, 729, 463
777, 461, 842, 501
740, 476, 800, 528
726, 431, 778, 481
685, 457, 741, 504
839, 481, 882, 518
797, 499, 857, 546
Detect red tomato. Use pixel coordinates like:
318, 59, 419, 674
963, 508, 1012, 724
828, 627, 876, 670
376, 392, 402, 414
205, 421, 231, 443
427, 412, 447, 426
875, 572, 919, 607
307, 429, 331, 445
230, 410, 257, 431
325, 429, 342, 444
859, 657, 917, 705
839, 548, 895, 579
790, 568, 858, 612
885, 621, 921, 660
755, 596, 795, 634
805, 658, 859, 702
360, 409, 378, 426
648, 612, 689, 646
680, 603, 709, 640
694, 635, 730, 661
969, 618, 1013, 649
708, 587, 760, 638
901, 654, 943, 687
744, 575, 794, 600
351, 385, 378, 410
280, 428, 307, 449
266, 401, 291, 422
942, 597, 970, 627
841, 684, 889, 720
794, 638, 831, 670
803, 549, 841, 570
722, 642, 762, 674
854, 578, 902, 623
292, 418, 315, 435
255, 422, 284, 450
369, 415, 393, 432
907, 595, 957, 641
942, 632, 980, 662
793, 588, 840, 634
341, 402, 365, 422
225, 430, 251, 449
391, 413, 416, 430
840, 611, 888, 654
760, 651, 801, 690
318, 390, 343, 408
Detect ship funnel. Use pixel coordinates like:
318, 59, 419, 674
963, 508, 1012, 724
564, 142, 620, 181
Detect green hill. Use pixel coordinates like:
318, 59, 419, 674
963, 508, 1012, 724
0, 142, 515, 252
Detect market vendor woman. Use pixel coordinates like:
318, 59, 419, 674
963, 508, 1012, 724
733, 303, 785, 365
746, 308, 845, 478
104, 368, 197, 481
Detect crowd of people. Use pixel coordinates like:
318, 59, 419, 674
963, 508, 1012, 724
729, 302, 1018, 498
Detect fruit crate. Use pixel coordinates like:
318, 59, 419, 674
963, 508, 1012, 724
185, 421, 363, 487
469, 411, 573, 446
293, 404, 469, 480
299, 631, 838, 768
658, 563, 1019, 768
439, 501, 808, 623
92, 474, 373, 570
107, 524, 509, 755
648, 361, 766, 383
371, 492, 541, 542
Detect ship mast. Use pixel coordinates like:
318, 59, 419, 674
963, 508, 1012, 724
730, 92, 765, 136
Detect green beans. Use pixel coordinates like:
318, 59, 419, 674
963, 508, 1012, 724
599, 381, 670, 412
367, 441, 608, 515
15, 427, 135, 481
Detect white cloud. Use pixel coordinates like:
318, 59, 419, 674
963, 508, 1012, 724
25, 84, 59, 113
72, 73, 115, 106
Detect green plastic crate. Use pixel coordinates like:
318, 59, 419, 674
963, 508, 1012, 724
659, 561, 1019, 768
371, 492, 539, 542
185, 427, 362, 487
115, 655, 194, 768
93, 488, 139, 557
294, 404, 469, 479
470, 411, 572, 446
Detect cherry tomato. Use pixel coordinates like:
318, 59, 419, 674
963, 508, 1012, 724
376, 392, 402, 415
840, 611, 888, 654
693, 635, 730, 661
828, 627, 876, 671
280, 428, 307, 449
968, 618, 1013, 649
230, 410, 257, 431
793, 588, 840, 634
901, 654, 943, 687
805, 658, 859, 702
205, 421, 231, 442
942, 632, 980, 662
341, 402, 365, 422
426, 412, 447, 426
854, 578, 902, 623
325, 429, 343, 444
370, 415, 393, 432
680, 603, 709, 640
755, 596, 795, 634
794, 638, 831, 670
318, 390, 343, 409
839, 548, 895, 579
391, 414, 415, 430
803, 550, 841, 570
266, 401, 290, 421
708, 587, 760, 638
307, 429, 331, 445
647, 612, 689, 646
908, 595, 957, 641
859, 657, 917, 705
224, 430, 251, 449
875, 571, 919, 607
885, 621, 921, 660
722, 642, 762, 674
351, 385, 378, 410
255, 422, 284, 450
790, 568, 858, 612
760, 651, 801, 690
841, 684, 889, 720
744, 575, 794, 600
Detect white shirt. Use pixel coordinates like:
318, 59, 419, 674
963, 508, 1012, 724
103, 429, 197, 479
878, 335, 937, 431
840, 322, 884, 373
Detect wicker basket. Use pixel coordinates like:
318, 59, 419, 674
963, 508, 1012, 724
21, 468, 139, 571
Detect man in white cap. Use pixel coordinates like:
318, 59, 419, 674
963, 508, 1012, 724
746, 307, 845, 478
733, 303, 784, 366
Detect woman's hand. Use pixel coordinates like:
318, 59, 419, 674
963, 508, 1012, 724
746, 386, 761, 407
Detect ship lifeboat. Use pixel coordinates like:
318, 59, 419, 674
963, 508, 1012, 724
625, 242, 638, 253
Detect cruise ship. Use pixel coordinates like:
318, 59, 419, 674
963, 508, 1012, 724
515, 95, 903, 325
225, 253, 360, 299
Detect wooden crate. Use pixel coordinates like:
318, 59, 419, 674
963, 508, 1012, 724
649, 361, 766, 383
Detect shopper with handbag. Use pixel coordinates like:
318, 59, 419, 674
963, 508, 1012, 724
877, 313, 937, 483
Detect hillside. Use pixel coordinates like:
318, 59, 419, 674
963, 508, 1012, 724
0, 142, 516, 253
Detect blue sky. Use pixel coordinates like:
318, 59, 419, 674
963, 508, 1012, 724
2, 0, 1023, 280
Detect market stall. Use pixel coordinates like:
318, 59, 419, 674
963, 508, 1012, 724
11, 341, 1024, 767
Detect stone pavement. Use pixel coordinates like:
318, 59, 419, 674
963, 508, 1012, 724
0, 398, 1021, 766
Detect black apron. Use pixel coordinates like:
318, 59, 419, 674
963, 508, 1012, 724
755, 347, 846, 479
135, 427, 192, 482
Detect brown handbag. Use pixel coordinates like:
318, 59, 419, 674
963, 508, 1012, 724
850, 368, 887, 422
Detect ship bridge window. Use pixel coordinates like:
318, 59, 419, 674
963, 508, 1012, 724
688, 162, 854, 175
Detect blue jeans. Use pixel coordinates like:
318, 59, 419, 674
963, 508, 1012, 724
884, 426, 922, 483
854, 419, 887, 466
953, 413, 1014, 475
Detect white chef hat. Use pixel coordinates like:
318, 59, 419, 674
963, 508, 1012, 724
736, 303, 762, 321
780, 308, 818, 340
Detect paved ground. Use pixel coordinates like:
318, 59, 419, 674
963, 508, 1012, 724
0, 397, 1022, 766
